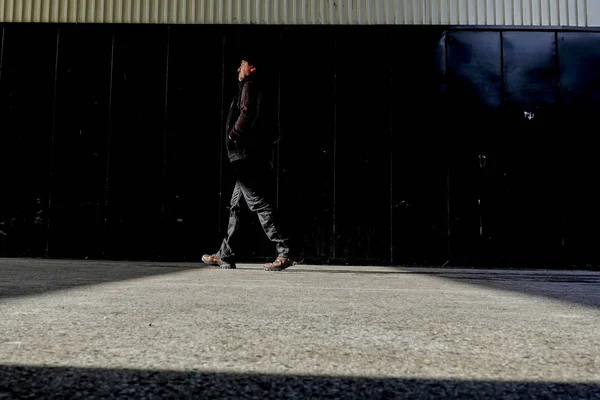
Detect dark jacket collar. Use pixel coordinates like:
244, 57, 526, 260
238, 74, 256, 88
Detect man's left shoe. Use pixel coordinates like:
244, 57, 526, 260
264, 256, 296, 271
202, 254, 236, 269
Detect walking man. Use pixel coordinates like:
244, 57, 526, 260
202, 56, 297, 271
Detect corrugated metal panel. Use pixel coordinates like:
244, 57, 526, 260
0, 0, 596, 26
588, 0, 600, 26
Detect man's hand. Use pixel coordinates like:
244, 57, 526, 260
228, 129, 242, 141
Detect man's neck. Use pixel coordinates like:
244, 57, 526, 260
240, 74, 255, 84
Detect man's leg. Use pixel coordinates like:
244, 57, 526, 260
217, 182, 244, 260
237, 161, 294, 263
202, 182, 244, 269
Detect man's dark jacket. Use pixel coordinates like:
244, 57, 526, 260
225, 75, 274, 163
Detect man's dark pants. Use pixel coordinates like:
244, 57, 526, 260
216, 158, 292, 261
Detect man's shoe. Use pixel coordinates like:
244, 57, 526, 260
202, 254, 236, 269
264, 256, 296, 271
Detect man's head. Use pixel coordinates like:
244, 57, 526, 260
237, 58, 257, 82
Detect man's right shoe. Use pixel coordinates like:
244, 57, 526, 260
264, 256, 297, 271
202, 254, 236, 269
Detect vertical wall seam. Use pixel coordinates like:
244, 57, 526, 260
500, 31, 505, 107
553, 30, 566, 253
444, 30, 451, 264
275, 30, 282, 210
46, 26, 61, 257
217, 33, 226, 238
103, 27, 116, 257
332, 36, 337, 261
0, 26, 5, 82
161, 26, 170, 228
388, 28, 394, 264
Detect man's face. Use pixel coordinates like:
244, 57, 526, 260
237, 60, 255, 81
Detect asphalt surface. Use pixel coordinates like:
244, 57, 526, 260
0, 258, 599, 399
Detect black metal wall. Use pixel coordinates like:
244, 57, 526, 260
0, 23, 599, 268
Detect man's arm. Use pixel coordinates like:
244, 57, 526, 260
229, 81, 259, 140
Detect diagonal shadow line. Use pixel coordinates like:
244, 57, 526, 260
287, 266, 600, 309
0, 258, 207, 301
2, 258, 600, 309
410, 269, 600, 310
0, 364, 598, 399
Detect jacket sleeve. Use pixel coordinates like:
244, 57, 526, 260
229, 81, 259, 141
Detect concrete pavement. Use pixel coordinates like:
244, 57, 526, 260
0, 258, 599, 399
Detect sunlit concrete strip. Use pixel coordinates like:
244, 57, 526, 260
0, 260, 599, 397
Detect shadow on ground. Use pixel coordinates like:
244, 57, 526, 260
427, 270, 600, 309
2, 257, 599, 310
289, 266, 600, 309
0, 364, 598, 399
0, 258, 203, 300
